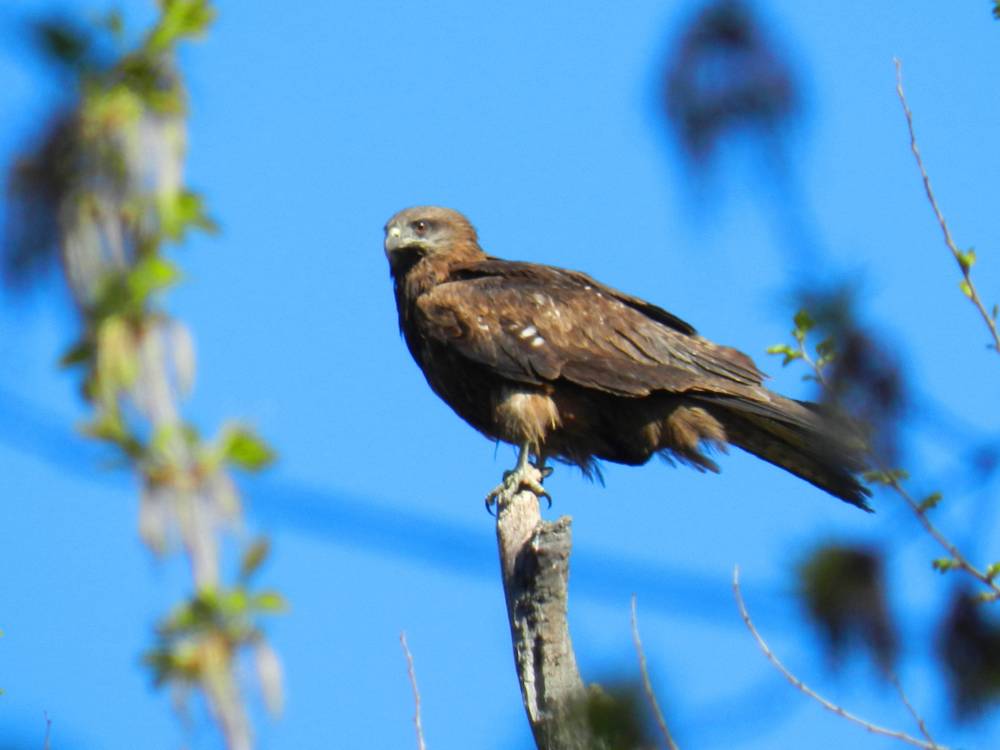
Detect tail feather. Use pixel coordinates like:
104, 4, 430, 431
700, 394, 872, 511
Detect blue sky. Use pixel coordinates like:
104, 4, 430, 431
2, 1, 1000, 748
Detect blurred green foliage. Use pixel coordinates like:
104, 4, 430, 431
4, 2, 282, 746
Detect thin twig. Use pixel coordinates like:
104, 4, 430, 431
894, 58, 1000, 354
887, 476, 1000, 600
630, 595, 679, 750
732, 566, 948, 750
43, 711, 52, 750
888, 672, 940, 749
400, 632, 427, 750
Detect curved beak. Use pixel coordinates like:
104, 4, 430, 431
384, 224, 403, 255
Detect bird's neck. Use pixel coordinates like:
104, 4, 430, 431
391, 254, 450, 333
391, 244, 484, 300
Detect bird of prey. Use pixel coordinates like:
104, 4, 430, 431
383, 206, 870, 511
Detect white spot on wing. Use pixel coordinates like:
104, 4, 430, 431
519, 326, 537, 339
531, 337, 545, 347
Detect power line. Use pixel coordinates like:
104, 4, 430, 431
0, 386, 785, 627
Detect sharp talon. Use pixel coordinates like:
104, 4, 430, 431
485, 454, 553, 511
539, 466, 554, 479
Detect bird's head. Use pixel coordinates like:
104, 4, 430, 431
383, 206, 480, 273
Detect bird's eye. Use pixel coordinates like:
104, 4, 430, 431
413, 220, 429, 235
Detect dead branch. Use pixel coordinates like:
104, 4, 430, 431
630, 595, 679, 750
400, 632, 427, 750
732, 566, 947, 750
494, 476, 591, 749
888, 673, 940, 749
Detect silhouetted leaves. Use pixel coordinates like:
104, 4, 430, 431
566, 683, 654, 750
3, 116, 78, 290
34, 18, 95, 70
799, 544, 897, 671
663, 0, 796, 165
799, 287, 907, 464
938, 591, 1000, 718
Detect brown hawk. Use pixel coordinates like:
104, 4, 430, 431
384, 206, 870, 511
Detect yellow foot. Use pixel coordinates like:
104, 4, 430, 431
485, 461, 551, 514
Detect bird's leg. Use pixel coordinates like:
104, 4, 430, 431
485, 443, 550, 513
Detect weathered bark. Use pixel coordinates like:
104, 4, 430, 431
495, 484, 593, 749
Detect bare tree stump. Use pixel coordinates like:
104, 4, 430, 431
495, 484, 593, 750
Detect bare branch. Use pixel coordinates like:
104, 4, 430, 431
894, 58, 1000, 354
400, 632, 427, 750
630, 595, 679, 750
732, 566, 948, 750
888, 672, 940, 749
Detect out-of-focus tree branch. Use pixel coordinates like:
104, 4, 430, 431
631, 595, 680, 750
734, 567, 947, 750
4, 3, 283, 748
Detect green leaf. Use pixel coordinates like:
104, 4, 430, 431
128, 256, 181, 300
960, 279, 974, 298
918, 492, 943, 512
766, 343, 802, 366
221, 426, 275, 471
239, 538, 271, 581
932, 557, 956, 573
148, 0, 217, 53
221, 588, 250, 615
793, 309, 815, 336
59, 339, 94, 368
958, 248, 977, 272
862, 468, 909, 485
994, 0, 1000, 20
987, 563, 1000, 582
160, 190, 218, 241
252, 591, 288, 613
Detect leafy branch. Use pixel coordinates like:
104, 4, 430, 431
893, 58, 1000, 355
768, 310, 1000, 602
8, 3, 282, 748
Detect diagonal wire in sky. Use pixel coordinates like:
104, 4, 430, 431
0, 385, 786, 627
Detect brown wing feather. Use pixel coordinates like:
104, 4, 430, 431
416, 260, 765, 398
